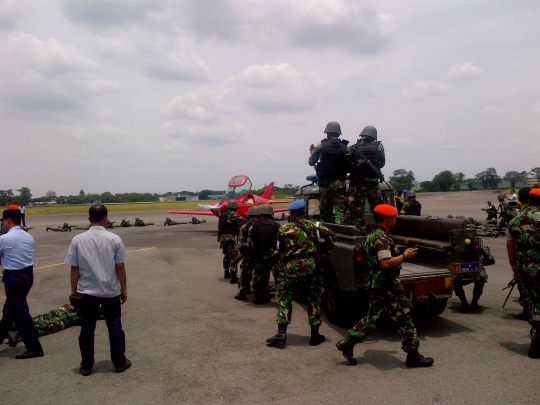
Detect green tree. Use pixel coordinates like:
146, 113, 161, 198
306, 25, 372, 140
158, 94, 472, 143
389, 169, 415, 191
453, 172, 465, 191
0, 189, 14, 206
100, 192, 115, 203
432, 170, 455, 192
465, 179, 477, 190
46, 190, 57, 200
419, 181, 436, 192
474, 168, 501, 189
79, 190, 85, 197
504, 171, 527, 188
17, 187, 33, 205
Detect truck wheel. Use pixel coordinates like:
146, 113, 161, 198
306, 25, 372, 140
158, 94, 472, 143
414, 297, 448, 319
324, 285, 369, 327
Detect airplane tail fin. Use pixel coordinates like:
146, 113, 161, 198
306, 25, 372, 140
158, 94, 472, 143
261, 182, 274, 200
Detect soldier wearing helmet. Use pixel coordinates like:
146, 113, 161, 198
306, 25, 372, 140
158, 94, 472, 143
235, 206, 260, 301
248, 205, 280, 304
348, 126, 385, 234
218, 200, 243, 283
308, 121, 349, 224
481, 200, 498, 224
404, 191, 422, 216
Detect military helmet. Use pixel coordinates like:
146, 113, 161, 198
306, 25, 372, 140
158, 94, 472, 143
324, 121, 341, 135
166, 217, 171, 220
122, 219, 126, 222
447, 214, 454, 218
407, 191, 416, 198
498, 194, 505, 201
359, 125, 377, 140
63, 222, 68, 226
259, 205, 274, 216
227, 200, 238, 209
247, 206, 260, 217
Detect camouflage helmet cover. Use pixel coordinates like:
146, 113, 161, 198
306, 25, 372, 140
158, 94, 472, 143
258, 205, 274, 216
247, 206, 260, 217
359, 126, 377, 140
324, 121, 341, 135
227, 200, 239, 209
63, 222, 68, 226
407, 191, 416, 198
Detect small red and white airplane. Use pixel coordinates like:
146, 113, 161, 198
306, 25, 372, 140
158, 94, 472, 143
168, 175, 291, 218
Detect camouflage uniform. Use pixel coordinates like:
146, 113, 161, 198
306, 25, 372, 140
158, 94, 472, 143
508, 206, 535, 316
237, 218, 258, 293
348, 139, 385, 233
164, 218, 185, 226
33, 304, 80, 336
309, 142, 348, 224
499, 200, 516, 225
134, 218, 154, 226
348, 226, 419, 352
400, 195, 409, 215
120, 219, 131, 227
46, 223, 73, 232
248, 219, 280, 298
276, 219, 335, 326
218, 211, 243, 278
483, 204, 498, 222
466, 218, 501, 237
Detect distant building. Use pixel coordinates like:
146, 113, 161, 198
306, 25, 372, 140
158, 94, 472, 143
207, 194, 223, 199
159, 195, 199, 202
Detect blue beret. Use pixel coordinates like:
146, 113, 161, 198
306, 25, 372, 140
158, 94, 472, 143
402, 189, 408, 193
487, 200, 492, 204
288, 200, 306, 211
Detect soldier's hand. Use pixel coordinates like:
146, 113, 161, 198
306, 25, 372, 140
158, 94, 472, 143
404, 247, 419, 260
309, 144, 316, 154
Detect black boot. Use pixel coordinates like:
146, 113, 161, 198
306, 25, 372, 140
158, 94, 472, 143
514, 308, 530, 321
253, 292, 272, 304
230, 274, 239, 284
529, 339, 540, 358
469, 296, 481, 311
310, 325, 326, 346
454, 287, 469, 313
266, 324, 287, 348
336, 336, 359, 365
224, 270, 231, 279
406, 349, 434, 368
470, 282, 484, 311
234, 290, 247, 301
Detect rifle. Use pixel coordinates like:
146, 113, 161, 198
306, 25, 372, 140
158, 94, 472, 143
352, 147, 391, 188
501, 278, 517, 311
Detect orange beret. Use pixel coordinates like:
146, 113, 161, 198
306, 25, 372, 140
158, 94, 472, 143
7, 204, 20, 210
531, 189, 540, 197
374, 204, 398, 217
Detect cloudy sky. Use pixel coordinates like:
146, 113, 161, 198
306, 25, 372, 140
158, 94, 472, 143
1, 0, 539, 196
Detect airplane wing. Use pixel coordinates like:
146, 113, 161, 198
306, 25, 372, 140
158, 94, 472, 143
270, 199, 293, 204
168, 210, 216, 216
272, 207, 289, 213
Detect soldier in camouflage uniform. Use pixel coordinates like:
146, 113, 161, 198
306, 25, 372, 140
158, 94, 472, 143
7, 304, 80, 347
466, 218, 502, 237
218, 200, 243, 283
266, 200, 335, 348
348, 126, 385, 234
120, 219, 131, 227
106, 220, 116, 229
249, 205, 280, 304
235, 206, 260, 301
308, 121, 349, 224
507, 187, 532, 320
336, 204, 433, 367
46, 222, 74, 232
399, 189, 409, 215
497, 195, 516, 227
482, 200, 498, 224
507, 188, 540, 358
164, 217, 186, 226
191, 216, 206, 224
134, 218, 154, 226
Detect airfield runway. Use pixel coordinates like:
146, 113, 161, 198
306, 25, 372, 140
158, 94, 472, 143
1, 190, 538, 405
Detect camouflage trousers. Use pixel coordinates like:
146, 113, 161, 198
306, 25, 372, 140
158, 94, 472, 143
348, 287, 419, 352
516, 265, 532, 309
276, 258, 323, 326
12, 304, 80, 337
528, 276, 540, 341
350, 181, 383, 235
221, 241, 241, 276
319, 180, 347, 224
252, 253, 278, 294
239, 256, 256, 292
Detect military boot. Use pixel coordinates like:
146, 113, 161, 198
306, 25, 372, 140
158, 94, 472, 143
230, 273, 239, 284
266, 324, 287, 348
309, 325, 326, 346
252, 291, 271, 304
234, 290, 247, 301
469, 295, 481, 311
336, 336, 360, 365
454, 290, 469, 313
528, 339, 540, 358
224, 270, 231, 279
406, 349, 434, 368
514, 308, 530, 321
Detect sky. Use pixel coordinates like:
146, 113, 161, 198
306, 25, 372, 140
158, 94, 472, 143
1, 0, 539, 196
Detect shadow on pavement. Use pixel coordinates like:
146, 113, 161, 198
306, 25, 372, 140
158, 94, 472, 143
499, 341, 529, 357
71, 360, 116, 375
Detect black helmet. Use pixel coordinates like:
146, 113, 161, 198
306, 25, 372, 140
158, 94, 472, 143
359, 126, 377, 140
324, 121, 341, 135
247, 206, 260, 217
259, 205, 274, 216
227, 200, 238, 210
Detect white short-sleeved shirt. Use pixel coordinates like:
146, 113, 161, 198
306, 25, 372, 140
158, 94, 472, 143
65, 226, 127, 298
0, 226, 34, 270
510, 193, 517, 201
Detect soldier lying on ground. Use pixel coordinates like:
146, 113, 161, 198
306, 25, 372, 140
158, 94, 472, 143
134, 218, 154, 226
46, 223, 76, 232
191, 216, 206, 224
466, 218, 505, 237
106, 220, 116, 229
120, 219, 131, 227
164, 217, 187, 226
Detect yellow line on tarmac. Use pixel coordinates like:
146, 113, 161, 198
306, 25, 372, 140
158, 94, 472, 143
126, 247, 156, 254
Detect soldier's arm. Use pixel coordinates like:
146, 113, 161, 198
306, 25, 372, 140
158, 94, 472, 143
318, 224, 336, 239
308, 144, 322, 166
506, 239, 517, 276
379, 143, 386, 169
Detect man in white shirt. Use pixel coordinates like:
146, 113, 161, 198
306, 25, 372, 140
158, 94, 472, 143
65, 204, 131, 376
19, 204, 26, 227
506, 189, 518, 202
0, 205, 43, 359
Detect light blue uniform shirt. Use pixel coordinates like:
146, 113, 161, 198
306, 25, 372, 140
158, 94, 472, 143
65, 226, 128, 298
0, 226, 35, 270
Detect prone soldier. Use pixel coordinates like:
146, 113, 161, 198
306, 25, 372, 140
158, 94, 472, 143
46, 222, 75, 232
191, 216, 206, 224
249, 205, 280, 304
348, 126, 385, 233
266, 200, 335, 348
164, 217, 186, 226
507, 188, 540, 358
235, 206, 260, 301
336, 204, 433, 367
308, 121, 349, 224
134, 218, 154, 226
218, 200, 243, 283
106, 220, 116, 229
120, 219, 131, 227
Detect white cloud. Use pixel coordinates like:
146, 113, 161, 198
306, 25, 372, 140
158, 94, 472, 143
446, 62, 485, 80
481, 106, 505, 116
401, 80, 450, 101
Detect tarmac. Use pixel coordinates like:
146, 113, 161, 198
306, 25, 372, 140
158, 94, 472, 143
0, 190, 538, 405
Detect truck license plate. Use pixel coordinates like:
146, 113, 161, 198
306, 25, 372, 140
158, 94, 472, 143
456, 262, 480, 274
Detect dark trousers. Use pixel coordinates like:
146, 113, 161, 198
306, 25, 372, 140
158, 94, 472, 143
78, 295, 126, 370
0, 267, 43, 353
21, 213, 26, 227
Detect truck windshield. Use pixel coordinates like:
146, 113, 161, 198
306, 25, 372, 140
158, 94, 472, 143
308, 199, 320, 220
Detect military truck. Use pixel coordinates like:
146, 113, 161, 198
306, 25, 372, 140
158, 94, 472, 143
291, 180, 491, 326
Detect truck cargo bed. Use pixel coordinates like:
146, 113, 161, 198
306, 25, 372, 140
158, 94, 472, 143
400, 262, 451, 281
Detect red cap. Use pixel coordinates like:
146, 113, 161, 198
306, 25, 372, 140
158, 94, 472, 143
374, 204, 399, 217
7, 204, 19, 210
530, 189, 540, 197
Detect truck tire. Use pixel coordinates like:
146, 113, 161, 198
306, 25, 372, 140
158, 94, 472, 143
414, 297, 448, 319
